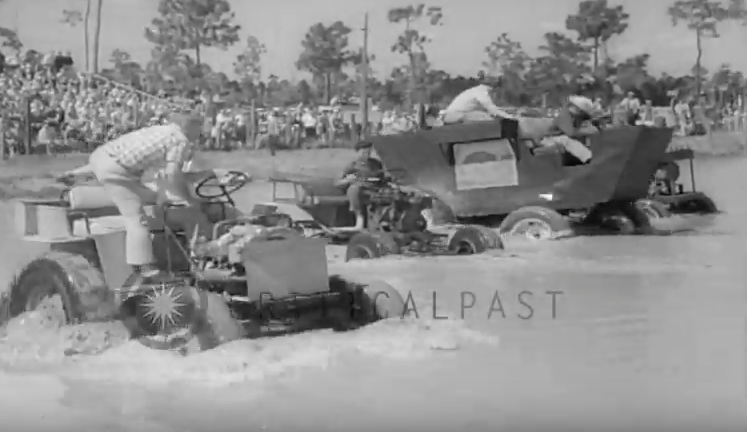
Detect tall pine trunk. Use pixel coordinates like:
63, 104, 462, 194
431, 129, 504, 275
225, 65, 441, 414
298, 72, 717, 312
695, 29, 702, 96
92, 0, 103, 73
83, 0, 91, 71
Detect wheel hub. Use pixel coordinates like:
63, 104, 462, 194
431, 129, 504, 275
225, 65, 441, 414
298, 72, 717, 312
133, 284, 196, 335
510, 218, 553, 240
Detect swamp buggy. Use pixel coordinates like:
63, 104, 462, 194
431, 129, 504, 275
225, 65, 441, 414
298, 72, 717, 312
638, 148, 718, 219
0, 171, 407, 352
260, 172, 504, 260
366, 119, 696, 239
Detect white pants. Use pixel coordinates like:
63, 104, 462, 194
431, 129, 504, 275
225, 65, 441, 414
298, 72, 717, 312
539, 136, 592, 163
442, 111, 493, 124
88, 149, 212, 266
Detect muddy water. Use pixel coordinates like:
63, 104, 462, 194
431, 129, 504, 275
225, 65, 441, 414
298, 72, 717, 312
0, 157, 745, 431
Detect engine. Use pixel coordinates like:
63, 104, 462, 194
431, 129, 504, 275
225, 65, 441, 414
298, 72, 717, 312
363, 184, 431, 233
192, 214, 298, 275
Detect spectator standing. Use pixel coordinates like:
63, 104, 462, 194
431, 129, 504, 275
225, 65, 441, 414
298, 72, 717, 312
639, 100, 654, 125
265, 108, 280, 156
618, 91, 640, 125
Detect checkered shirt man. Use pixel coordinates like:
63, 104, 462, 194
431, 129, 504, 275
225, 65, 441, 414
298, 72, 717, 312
101, 123, 195, 177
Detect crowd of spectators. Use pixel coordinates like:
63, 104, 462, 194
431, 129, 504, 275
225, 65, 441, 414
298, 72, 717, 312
0, 50, 182, 156
3, 48, 746, 158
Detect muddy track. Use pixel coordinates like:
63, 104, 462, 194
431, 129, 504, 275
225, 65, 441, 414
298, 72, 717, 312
0, 156, 743, 431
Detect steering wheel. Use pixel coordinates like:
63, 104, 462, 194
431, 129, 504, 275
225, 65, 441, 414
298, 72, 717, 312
195, 170, 252, 206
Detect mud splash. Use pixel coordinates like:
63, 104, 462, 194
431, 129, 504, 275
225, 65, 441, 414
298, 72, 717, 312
0, 296, 130, 369
0, 293, 498, 388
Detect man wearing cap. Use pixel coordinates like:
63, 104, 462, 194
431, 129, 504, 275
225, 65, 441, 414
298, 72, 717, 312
335, 140, 384, 230
518, 95, 595, 164
63, 113, 211, 279
442, 76, 517, 124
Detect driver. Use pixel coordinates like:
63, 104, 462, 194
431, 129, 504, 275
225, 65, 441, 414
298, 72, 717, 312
335, 140, 384, 230
518, 95, 596, 164
442, 75, 517, 124
80, 113, 211, 280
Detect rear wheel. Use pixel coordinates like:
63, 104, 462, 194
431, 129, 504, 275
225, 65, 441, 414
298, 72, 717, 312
1, 252, 117, 326
635, 199, 671, 220
362, 281, 406, 320
499, 206, 572, 240
599, 211, 637, 234
329, 276, 406, 325
593, 202, 653, 235
447, 225, 489, 255
472, 225, 505, 250
345, 231, 400, 261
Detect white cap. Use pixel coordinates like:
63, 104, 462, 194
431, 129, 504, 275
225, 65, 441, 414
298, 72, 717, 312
568, 95, 595, 115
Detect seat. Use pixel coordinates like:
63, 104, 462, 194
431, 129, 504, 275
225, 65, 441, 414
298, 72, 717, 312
270, 176, 349, 206
297, 178, 349, 205
66, 185, 158, 211
65, 185, 192, 234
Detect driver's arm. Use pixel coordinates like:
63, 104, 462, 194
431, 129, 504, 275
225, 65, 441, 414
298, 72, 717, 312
474, 86, 515, 120
162, 139, 199, 205
335, 161, 358, 188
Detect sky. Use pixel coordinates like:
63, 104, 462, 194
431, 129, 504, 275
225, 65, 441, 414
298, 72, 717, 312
1, 0, 747, 81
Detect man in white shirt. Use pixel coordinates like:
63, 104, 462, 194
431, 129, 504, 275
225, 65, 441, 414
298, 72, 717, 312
442, 76, 516, 124
57, 113, 210, 279
618, 91, 640, 125
301, 108, 318, 139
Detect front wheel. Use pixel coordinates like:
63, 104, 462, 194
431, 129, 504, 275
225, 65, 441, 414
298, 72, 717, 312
345, 231, 400, 261
498, 206, 572, 240
121, 285, 243, 352
2, 252, 117, 326
672, 192, 718, 214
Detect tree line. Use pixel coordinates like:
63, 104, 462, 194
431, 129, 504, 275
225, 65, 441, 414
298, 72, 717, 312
1, 0, 747, 109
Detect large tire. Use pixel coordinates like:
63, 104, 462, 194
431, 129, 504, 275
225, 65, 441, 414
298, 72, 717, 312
345, 231, 400, 261
620, 201, 653, 234
362, 280, 406, 320
1, 251, 117, 325
123, 285, 243, 351
447, 225, 489, 255
472, 225, 505, 250
595, 202, 651, 235
599, 212, 637, 235
328, 276, 406, 324
498, 206, 572, 240
635, 199, 671, 220
190, 290, 244, 350
673, 192, 718, 214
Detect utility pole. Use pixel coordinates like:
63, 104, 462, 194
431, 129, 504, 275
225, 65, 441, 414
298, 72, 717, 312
360, 12, 369, 139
